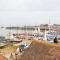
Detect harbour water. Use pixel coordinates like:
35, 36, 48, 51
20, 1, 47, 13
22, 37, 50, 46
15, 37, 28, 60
0, 27, 33, 36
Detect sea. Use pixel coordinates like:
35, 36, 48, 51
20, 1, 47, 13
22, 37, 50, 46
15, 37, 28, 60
0, 27, 33, 37
0, 28, 18, 36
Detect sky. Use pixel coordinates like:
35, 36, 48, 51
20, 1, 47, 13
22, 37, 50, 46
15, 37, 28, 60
0, 0, 60, 26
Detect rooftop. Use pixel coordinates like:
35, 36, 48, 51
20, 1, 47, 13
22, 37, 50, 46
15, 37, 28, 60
0, 55, 7, 60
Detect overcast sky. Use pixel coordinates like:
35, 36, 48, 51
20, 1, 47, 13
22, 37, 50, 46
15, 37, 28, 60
0, 0, 60, 26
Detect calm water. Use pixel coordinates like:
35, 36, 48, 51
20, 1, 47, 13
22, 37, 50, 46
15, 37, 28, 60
0, 28, 19, 36
0, 28, 33, 36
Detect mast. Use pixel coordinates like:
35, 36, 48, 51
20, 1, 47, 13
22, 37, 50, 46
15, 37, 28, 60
49, 16, 51, 32
16, 25, 19, 37
38, 27, 40, 33
43, 16, 51, 41
34, 27, 37, 34
25, 24, 27, 34
9, 24, 11, 40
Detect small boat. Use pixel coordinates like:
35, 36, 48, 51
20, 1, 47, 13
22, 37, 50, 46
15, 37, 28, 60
0, 43, 7, 47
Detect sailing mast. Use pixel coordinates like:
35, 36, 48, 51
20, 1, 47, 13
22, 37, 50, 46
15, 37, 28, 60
38, 26, 40, 34
43, 16, 51, 41
9, 24, 11, 40
49, 16, 51, 32
16, 25, 19, 38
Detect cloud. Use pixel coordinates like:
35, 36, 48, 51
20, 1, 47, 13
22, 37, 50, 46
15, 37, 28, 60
0, 0, 60, 26
0, 0, 32, 12
33, 0, 60, 11
0, 0, 60, 12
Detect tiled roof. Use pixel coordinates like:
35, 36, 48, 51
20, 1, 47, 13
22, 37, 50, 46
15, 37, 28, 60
0, 55, 7, 60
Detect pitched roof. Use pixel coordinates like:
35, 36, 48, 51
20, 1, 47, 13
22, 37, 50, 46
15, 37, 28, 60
0, 55, 8, 60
